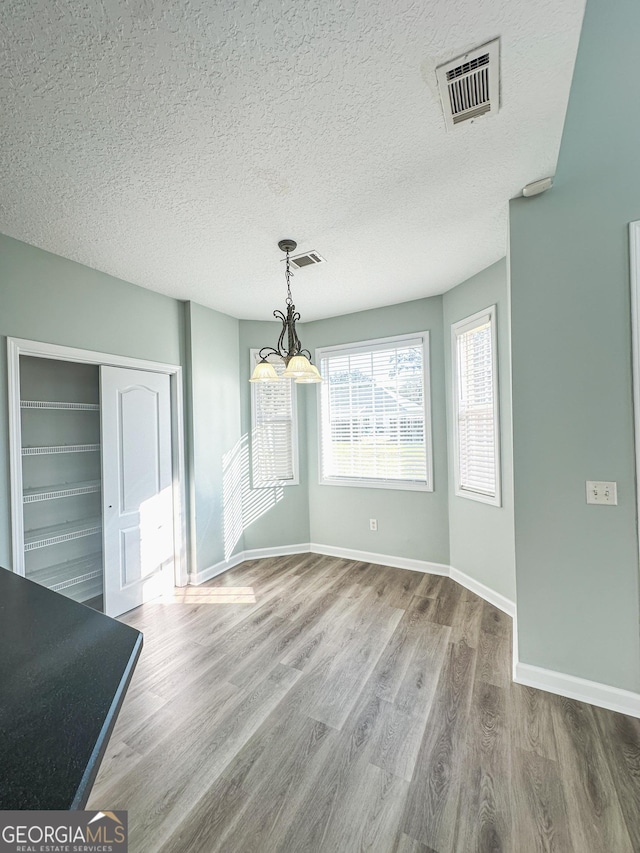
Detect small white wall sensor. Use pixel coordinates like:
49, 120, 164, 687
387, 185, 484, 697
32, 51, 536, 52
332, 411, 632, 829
522, 177, 553, 197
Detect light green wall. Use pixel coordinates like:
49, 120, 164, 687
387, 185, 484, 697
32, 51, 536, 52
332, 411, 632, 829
443, 259, 516, 600
238, 320, 311, 550
509, 0, 640, 690
186, 302, 242, 572
0, 234, 185, 571
302, 298, 450, 565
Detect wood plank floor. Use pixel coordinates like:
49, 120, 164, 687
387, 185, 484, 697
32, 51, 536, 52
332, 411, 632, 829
88, 554, 640, 852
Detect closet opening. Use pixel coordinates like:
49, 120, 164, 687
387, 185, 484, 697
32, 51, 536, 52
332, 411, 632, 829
8, 338, 187, 618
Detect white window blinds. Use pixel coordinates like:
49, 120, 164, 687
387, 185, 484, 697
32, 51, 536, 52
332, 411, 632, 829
452, 307, 500, 504
318, 333, 432, 490
250, 355, 298, 486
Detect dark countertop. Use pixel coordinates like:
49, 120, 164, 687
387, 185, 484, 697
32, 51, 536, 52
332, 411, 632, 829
0, 567, 142, 809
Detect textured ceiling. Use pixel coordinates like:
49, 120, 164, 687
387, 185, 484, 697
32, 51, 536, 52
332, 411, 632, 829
0, 0, 585, 321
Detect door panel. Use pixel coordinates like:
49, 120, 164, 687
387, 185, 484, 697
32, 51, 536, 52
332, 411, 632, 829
120, 526, 141, 586
101, 366, 174, 617
119, 386, 162, 511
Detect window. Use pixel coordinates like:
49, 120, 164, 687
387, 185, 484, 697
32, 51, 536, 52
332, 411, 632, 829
451, 306, 501, 505
250, 352, 298, 486
317, 333, 432, 490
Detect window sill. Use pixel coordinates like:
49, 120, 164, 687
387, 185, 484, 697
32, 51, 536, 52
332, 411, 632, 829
320, 477, 432, 493
455, 487, 501, 506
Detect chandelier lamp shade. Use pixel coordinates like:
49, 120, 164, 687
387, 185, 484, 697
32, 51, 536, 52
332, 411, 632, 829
249, 239, 323, 384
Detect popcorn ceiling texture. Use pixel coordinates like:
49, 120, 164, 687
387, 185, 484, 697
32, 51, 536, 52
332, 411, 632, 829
0, 0, 585, 320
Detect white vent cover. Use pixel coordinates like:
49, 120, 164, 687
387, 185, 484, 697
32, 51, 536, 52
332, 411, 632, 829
436, 39, 500, 130
286, 250, 326, 270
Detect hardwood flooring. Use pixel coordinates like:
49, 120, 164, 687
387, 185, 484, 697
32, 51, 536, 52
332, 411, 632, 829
88, 554, 640, 852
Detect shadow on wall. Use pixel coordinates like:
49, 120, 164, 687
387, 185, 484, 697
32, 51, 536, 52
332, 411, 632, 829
222, 433, 284, 560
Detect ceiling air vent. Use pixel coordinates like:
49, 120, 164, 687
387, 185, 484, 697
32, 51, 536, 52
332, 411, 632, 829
436, 39, 500, 130
288, 250, 326, 270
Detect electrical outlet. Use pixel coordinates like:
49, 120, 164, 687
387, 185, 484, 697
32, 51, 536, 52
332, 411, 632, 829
586, 481, 617, 505
369, 519, 378, 531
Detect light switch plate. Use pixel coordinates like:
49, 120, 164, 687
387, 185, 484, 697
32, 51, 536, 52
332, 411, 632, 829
586, 481, 618, 505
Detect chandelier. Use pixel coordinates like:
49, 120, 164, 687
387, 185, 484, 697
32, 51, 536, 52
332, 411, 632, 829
249, 239, 323, 384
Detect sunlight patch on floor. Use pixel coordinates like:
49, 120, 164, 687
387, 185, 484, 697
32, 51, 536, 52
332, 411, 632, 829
161, 587, 256, 604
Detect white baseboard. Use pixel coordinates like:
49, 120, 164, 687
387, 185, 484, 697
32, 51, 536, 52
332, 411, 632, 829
514, 661, 640, 719
188, 552, 247, 585
449, 566, 515, 617
190, 543, 449, 586
188, 543, 310, 585
242, 543, 310, 561
309, 542, 449, 576
512, 610, 519, 682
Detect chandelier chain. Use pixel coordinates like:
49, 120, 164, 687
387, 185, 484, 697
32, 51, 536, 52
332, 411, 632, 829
285, 248, 294, 305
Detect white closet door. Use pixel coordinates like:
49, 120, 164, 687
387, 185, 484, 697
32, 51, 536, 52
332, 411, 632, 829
101, 366, 174, 617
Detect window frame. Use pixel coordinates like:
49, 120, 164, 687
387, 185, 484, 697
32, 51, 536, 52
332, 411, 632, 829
316, 331, 433, 492
250, 350, 299, 488
451, 305, 501, 506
